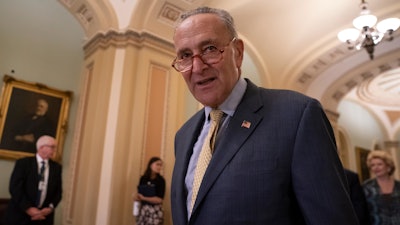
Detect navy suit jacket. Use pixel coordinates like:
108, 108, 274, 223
3, 156, 62, 225
171, 80, 359, 225
344, 169, 371, 225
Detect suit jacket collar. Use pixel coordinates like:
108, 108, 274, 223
190, 79, 264, 217
173, 109, 205, 222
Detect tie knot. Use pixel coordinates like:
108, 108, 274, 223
210, 110, 223, 123
39, 161, 46, 176
40, 161, 46, 171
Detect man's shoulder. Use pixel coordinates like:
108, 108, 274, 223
250, 87, 318, 111
14, 156, 36, 168
16, 156, 35, 163
49, 159, 62, 168
344, 169, 360, 185
245, 79, 313, 103
344, 169, 358, 177
261, 88, 311, 101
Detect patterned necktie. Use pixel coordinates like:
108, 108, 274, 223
191, 109, 224, 213
36, 161, 45, 207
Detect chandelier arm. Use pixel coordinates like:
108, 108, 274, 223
337, 0, 399, 60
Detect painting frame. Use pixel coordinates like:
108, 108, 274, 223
0, 75, 72, 163
355, 146, 371, 182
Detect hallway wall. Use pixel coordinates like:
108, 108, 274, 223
0, 0, 84, 223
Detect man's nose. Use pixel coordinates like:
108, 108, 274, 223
191, 55, 207, 72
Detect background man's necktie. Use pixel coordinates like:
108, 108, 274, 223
191, 109, 224, 213
36, 161, 45, 207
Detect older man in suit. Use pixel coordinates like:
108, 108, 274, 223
3, 135, 62, 225
170, 6, 359, 225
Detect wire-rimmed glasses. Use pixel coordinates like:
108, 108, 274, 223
172, 38, 236, 73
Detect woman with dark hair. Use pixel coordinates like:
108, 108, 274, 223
135, 157, 165, 225
363, 150, 400, 225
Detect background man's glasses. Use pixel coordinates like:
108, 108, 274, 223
172, 38, 236, 73
43, 144, 57, 149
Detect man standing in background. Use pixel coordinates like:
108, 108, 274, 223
3, 135, 62, 225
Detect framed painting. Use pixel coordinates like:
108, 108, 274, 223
355, 146, 371, 182
0, 75, 72, 163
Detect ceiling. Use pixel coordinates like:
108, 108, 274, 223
2, 0, 400, 142
104, 0, 400, 139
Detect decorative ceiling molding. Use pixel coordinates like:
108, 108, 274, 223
296, 45, 348, 86
82, 29, 175, 58
330, 56, 400, 104
59, 0, 94, 30
158, 2, 183, 25
296, 32, 400, 91
58, 0, 75, 7
384, 110, 400, 124
357, 67, 400, 107
183, 0, 200, 3
76, 4, 93, 28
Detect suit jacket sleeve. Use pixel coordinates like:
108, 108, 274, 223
291, 99, 358, 224
9, 157, 38, 211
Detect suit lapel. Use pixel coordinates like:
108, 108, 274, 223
31, 157, 40, 185
47, 160, 54, 187
174, 110, 205, 221
191, 81, 263, 214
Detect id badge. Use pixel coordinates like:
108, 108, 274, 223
38, 181, 45, 191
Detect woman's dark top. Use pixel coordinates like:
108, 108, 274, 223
138, 174, 165, 205
363, 179, 400, 225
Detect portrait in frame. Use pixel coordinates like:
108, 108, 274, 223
0, 75, 72, 163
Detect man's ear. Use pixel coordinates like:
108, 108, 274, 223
234, 39, 244, 68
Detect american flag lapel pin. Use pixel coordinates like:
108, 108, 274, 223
241, 120, 251, 128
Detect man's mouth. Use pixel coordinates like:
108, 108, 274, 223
197, 77, 216, 85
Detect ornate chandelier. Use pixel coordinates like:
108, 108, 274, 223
337, 0, 400, 60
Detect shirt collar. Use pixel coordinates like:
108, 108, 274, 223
204, 77, 247, 118
36, 154, 47, 164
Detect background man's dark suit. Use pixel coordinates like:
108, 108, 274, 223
3, 156, 62, 225
345, 169, 371, 225
171, 80, 358, 225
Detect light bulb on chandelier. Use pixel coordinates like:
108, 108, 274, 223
337, 0, 400, 60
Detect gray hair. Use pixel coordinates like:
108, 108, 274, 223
36, 135, 55, 149
176, 6, 238, 39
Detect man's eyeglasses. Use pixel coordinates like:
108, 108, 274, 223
43, 144, 57, 149
172, 38, 236, 73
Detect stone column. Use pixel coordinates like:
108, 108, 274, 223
64, 30, 186, 225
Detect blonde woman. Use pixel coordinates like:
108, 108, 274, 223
363, 150, 400, 225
